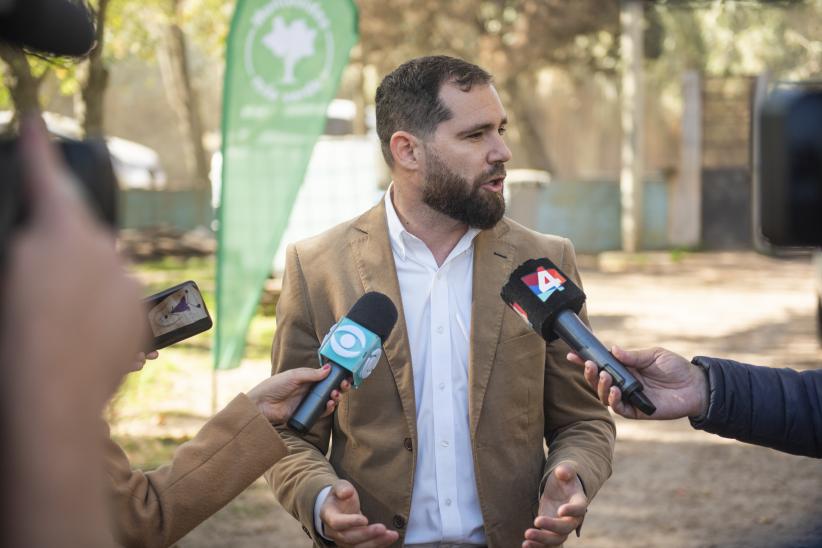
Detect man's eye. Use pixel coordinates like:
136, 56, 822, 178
467, 132, 483, 140
499, 127, 507, 136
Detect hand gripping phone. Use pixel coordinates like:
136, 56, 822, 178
144, 280, 212, 351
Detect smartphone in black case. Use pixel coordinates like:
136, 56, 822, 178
144, 280, 212, 351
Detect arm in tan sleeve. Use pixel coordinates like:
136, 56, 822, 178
541, 238, 616, 501
263, 243, 339, 546
106, 393, 288, 548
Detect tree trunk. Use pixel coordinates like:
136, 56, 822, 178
0, 45, 47, 130
506, 75, 554, 173
157, 0, 210, 190
76, 0, 111, 138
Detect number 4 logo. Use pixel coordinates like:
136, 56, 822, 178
538, 268, 566, 293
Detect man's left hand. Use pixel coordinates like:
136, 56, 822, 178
523, 462, 587, 547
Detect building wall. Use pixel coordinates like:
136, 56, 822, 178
508, 179, 670, 253
120, 189, 213, 230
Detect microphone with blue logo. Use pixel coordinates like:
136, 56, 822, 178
288, 292, 398, 434
501, 258, 656, 416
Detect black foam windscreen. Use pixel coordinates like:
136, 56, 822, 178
346, 291, 398, 341
0, 0, 95, 57
501, 258, 586, 342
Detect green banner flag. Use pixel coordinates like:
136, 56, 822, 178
215, 0, 359, 370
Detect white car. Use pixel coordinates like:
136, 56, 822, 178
0, 111, 167, 190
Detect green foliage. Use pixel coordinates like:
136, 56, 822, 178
182, 0, 235, 58
0, 0, 234, 115
0, 82, 10, 109
669, 248, 691, 263
357, 0, 623, 81
613, 0, 822, 126
136, 256, 215, 300
111, 433, 191, 470
104, 0, 233, 61
648, 1, 822, 97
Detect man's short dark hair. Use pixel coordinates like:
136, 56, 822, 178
375, 55, 492, 167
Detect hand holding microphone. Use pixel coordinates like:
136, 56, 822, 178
288, 292, 398, 433
501, 258, 656, 416
567, 346, 709, 420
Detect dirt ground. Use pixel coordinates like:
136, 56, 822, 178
175, 251, 822, 548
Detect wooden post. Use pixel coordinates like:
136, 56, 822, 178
669, 70, 702, 247
620, 0, 644, 253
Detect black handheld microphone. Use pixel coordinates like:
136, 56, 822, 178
287, 292, 398, 433
501, 258, 656, 416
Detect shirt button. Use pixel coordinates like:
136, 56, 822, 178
441, 440, 449, 448
445, 498, 452, 506
439, 382, 445, 390
436, 325, 444, 334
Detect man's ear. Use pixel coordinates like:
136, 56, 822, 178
389, 131, 421, 171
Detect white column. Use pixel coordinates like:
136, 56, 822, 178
620, 0, 645, 252
669, 70, 702, 248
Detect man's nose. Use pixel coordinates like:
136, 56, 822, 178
488, 134, 512, 164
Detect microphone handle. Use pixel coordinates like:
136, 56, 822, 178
287, 362, 349, 433
554, 310, 656, 416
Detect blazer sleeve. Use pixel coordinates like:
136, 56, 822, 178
107, 393, 288, 548
264, 243, 340, 547
540, 238, 616, 500
690, 356, 822, 458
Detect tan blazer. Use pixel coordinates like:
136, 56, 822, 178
106, 394, 288, 548
266, 201, 615, 547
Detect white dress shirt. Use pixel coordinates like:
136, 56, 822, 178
314, 188, 486, 544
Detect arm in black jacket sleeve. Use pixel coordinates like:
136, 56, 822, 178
689, 356, 822, 458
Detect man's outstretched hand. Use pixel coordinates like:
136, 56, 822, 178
524, 462, 587, 547
319, 480, 399, 548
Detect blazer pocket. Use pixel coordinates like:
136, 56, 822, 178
497, 331, 546, 366
482, 332, 546, 446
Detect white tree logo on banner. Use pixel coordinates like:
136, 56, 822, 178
244, 0, 334, 103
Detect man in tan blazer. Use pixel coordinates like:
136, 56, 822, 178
266, 56, 615, 548
107, 363, 347, 548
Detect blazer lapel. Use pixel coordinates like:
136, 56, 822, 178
348, 200, 418, 440
468, 219, 515, 435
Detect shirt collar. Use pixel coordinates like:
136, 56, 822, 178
384, 183, 480, 264
384, 184, 409, 260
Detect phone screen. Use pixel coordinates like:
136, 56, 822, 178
144, 280, 212, 350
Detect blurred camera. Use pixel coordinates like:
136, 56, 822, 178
0, 136, 119, 265
758, 87, 822, 247
0, 0, 112, 265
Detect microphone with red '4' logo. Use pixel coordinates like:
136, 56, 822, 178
501, 258, 656, 416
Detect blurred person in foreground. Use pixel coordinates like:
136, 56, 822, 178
0, 3, 352, 546
0, 113, 145, 546
0, 6, 145, 547
266, 55, 615, 548
568, 346, 821, 458
0, 81, 351, 548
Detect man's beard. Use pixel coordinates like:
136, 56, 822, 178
421, 148, 506, 230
